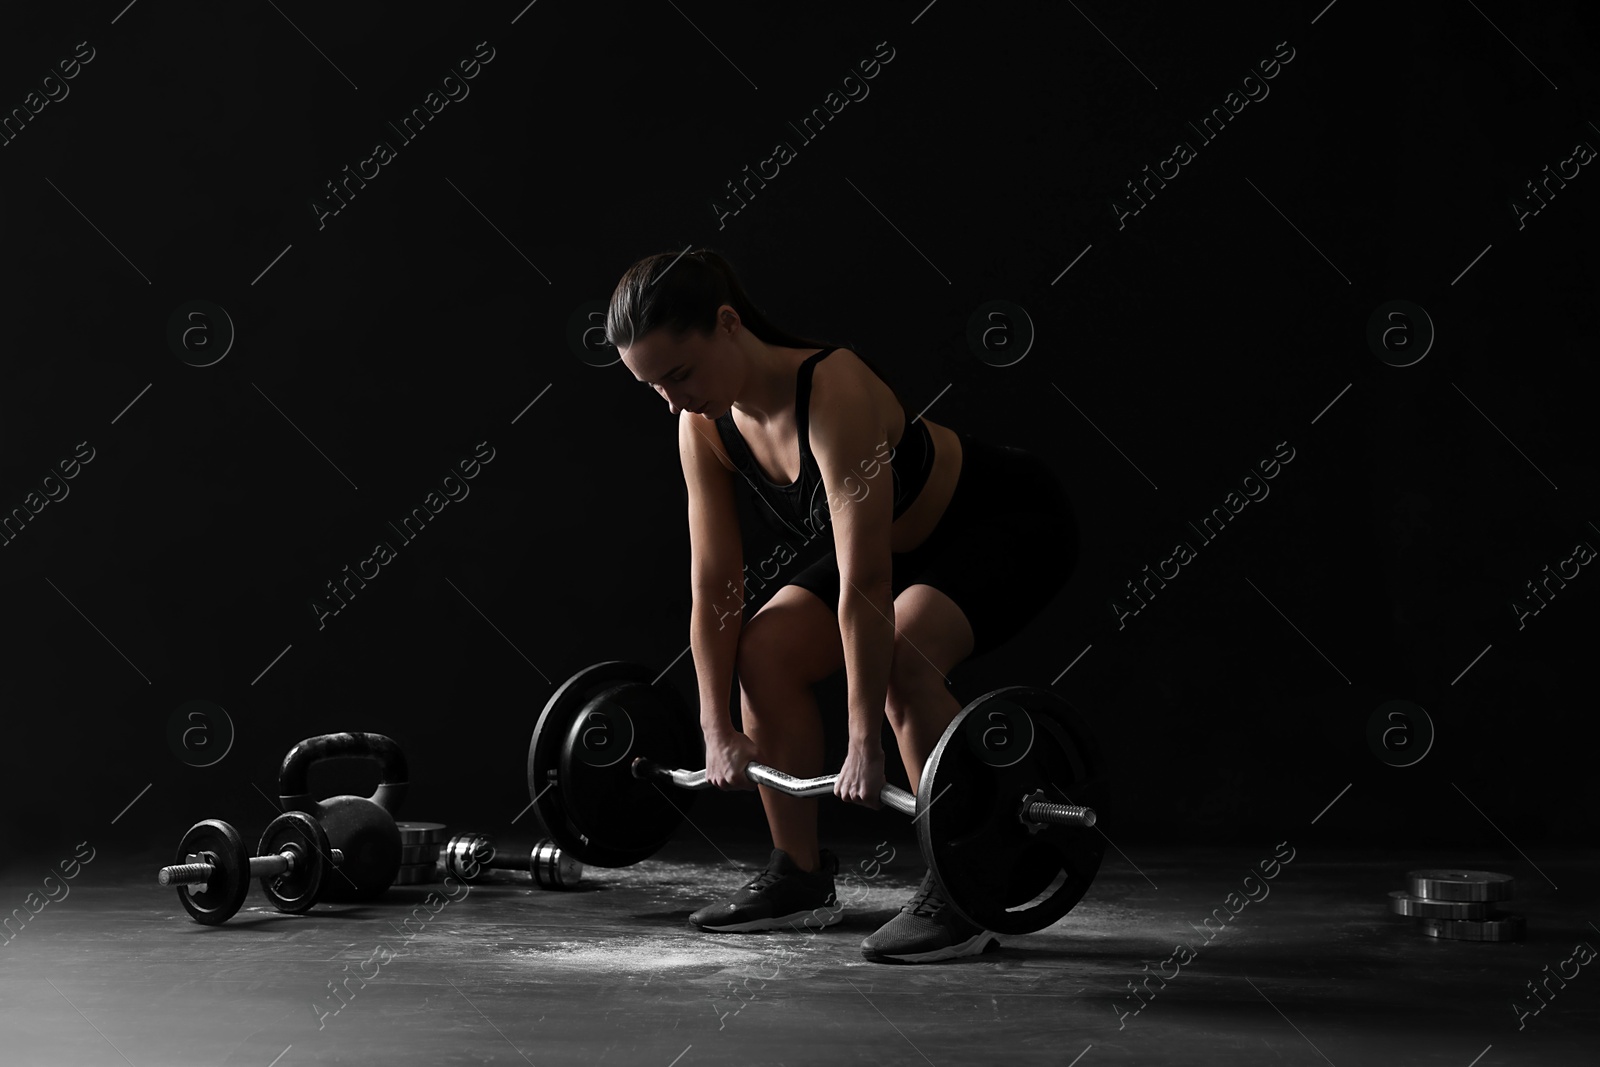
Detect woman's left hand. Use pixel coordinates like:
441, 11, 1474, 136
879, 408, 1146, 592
835, 744, 887, 809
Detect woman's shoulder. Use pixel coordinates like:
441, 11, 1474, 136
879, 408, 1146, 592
812, 346, 883, 390
807, 348, 904, 456
809, 347, 889, 407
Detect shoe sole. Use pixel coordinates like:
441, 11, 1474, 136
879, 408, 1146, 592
862, 930, 1000, 964
692, 903, 845, 934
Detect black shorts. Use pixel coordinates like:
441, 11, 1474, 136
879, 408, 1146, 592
784, 431, 1079, 659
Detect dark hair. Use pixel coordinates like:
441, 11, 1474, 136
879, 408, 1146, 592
606, 248, 834, 352
605, 248, 908, 413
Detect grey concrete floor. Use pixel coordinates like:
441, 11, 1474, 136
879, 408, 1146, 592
2, 834, 1594, 1066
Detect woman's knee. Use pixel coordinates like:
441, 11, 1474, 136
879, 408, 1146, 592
884, 640, 952, 730
735, 616, 791, 697
734, 589, 842, 703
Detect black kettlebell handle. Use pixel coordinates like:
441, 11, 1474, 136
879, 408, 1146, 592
278, 732, 409, 816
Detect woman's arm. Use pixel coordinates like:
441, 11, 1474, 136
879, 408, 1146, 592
807, 353, 897, 805
690, 597, 742, 735
838, 590, 894, 734
679, 411, 745, 739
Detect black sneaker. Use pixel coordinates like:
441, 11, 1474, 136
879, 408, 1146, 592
861, 870, 999, 963
689, 848, 843, 933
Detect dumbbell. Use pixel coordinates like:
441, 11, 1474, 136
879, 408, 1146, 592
442, 834, 583, 889
158, 812, 344, 925
526, 661, 1110, 935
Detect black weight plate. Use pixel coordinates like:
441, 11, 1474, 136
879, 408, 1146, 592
917, 687, 1107, 935
257, 811, 332, 914
559, 680, 701, 867
527, 661, 700, 867
175, 819, 252, 925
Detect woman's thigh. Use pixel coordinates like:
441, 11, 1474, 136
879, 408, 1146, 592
894, 434, 1080, 657
739, 580, 847, 689
909, 510, 1079, 657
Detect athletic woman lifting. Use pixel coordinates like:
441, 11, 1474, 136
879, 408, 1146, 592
608, 249, 1079, 963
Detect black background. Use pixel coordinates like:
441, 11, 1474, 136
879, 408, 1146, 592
1, 0, 1596, 866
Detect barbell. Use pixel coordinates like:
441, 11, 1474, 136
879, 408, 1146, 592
631, 760, 1094, 828
526, 661, 1109, 934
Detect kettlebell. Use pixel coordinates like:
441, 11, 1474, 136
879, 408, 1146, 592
278, 732, 408, 902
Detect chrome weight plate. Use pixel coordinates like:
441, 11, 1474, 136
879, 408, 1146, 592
1418, 914, 1524, 941
1388, 891, 1491, 919
1406, 869, 1514, 902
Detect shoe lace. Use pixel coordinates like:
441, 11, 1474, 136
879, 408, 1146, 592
905, 875, 947, 918
742, 863, 787, 893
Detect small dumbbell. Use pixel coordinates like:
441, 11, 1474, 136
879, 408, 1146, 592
158, 812, 345, 925
443, 834, 582, 889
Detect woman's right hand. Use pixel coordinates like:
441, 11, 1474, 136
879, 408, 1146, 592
704, 728, 761, 790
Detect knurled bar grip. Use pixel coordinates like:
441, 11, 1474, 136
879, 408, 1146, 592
631, 758, 1095, 827
633, 757, 918, 816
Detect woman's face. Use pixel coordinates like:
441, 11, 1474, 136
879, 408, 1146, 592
622, 330, 726, 418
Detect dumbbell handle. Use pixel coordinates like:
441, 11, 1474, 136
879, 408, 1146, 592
158, 848, 345, 887
474, 852, 541, 874
452, 848, 532, 875
630, 758, 1096, 828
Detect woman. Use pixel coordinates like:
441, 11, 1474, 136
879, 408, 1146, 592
608, 248, 1079, 963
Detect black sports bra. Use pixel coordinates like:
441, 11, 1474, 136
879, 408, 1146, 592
712, 347, 936, 539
